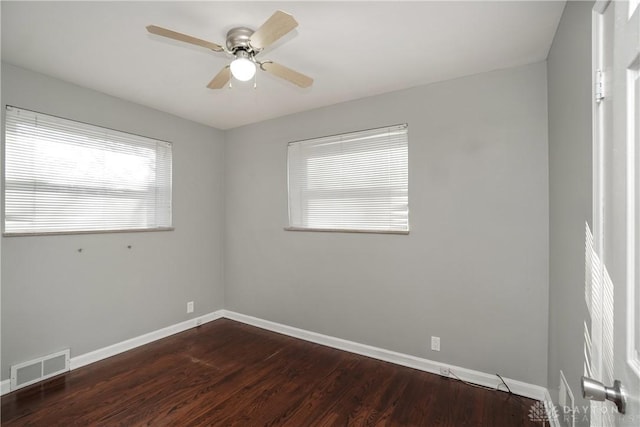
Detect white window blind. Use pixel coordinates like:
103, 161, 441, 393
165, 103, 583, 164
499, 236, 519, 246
287, 124, 408, 233
4, 106, 172, 235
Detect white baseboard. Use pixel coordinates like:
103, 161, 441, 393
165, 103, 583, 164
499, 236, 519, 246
2, 308, 551, 410
71, 310, 224, 370
221, 310, 549, 402
1, 379, 10, 395
1, 310, 224, 396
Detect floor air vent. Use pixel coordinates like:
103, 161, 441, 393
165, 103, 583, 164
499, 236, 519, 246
10, 349, 70, 391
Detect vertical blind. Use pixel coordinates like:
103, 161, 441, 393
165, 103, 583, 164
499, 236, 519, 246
4, 106, 172, 235
287, 124, 408, 233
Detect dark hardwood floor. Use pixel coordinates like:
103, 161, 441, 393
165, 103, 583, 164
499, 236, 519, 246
2, 319, 541, 426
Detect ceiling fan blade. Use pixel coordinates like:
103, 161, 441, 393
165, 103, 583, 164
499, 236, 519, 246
249, 10, 298, 50
207, 66, 232, 89
146, 25, 224, 52
261, 61, 313, 88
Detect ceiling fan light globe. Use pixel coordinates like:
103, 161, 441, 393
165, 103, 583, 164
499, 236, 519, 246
230, 58, 256, 81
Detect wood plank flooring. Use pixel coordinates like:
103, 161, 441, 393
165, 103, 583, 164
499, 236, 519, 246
1, 319, 541, 426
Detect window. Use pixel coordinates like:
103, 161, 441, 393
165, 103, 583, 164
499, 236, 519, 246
3, 106, 172, 235
287, 124, 408, 233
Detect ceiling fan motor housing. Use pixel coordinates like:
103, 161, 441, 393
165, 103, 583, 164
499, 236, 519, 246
226, 27, 256, 54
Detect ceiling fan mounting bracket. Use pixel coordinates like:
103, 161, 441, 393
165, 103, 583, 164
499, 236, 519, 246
225, 27, 257, 54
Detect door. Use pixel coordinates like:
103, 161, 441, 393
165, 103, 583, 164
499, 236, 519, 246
583, 1, 640, 426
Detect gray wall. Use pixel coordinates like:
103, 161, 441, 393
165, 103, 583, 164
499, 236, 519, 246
224, 62, 550, 386
546, 1, 593, 423
1, 63, 226, 380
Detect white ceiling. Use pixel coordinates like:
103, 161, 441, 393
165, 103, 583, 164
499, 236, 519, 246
1, 1, 565, 130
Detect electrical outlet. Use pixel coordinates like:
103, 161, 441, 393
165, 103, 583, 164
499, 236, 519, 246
431, 336, 440, 351
440, 367, 450, 376
187, 301, 194, 313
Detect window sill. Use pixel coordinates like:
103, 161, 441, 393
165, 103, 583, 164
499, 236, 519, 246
284, 227, 409, 235
3, 227, 175, 237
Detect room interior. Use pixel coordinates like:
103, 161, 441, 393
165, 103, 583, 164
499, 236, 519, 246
0, 0, 600, 424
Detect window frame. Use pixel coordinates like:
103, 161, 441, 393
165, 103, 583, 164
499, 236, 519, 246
2, 105, 174, 237
285, 123, 409, 235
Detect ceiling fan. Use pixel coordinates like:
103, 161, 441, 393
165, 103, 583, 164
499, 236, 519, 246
146, 10, 313, 90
